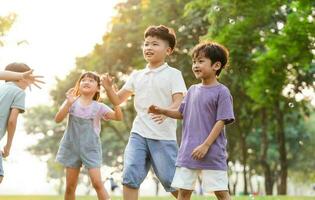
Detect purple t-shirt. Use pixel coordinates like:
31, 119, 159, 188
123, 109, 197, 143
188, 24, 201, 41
177, 83, 235, 170
69, 100, 112, 135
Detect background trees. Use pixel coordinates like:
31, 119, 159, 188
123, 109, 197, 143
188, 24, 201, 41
22, 0, 315, 195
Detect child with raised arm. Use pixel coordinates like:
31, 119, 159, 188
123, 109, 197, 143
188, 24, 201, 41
55, 71, 123, 200
148, 42, 235, 200
101, 25, 186, 200
0, 63, 39, 183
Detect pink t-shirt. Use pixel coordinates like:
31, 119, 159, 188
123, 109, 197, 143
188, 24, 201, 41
69, 100, 112, 135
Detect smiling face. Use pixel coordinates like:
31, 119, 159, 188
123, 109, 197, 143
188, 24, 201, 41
192, 54, 221, 80
142, 36, 172, 67
79, 75, 99, 94
74, 72, 100, 100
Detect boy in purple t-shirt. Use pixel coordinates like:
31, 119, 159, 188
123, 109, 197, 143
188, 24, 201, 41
148, 41, 234, 200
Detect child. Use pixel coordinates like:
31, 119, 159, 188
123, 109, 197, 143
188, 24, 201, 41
101, 25, 187, 200
0, 63, 35, 183
0, 69, 44, 88
148, 41, 235, 200
55, 71, 123, 200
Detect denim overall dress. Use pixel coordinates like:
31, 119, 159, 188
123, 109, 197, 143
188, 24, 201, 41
56, 101, 102, 168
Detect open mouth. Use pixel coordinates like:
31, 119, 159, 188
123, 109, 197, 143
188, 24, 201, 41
145, 52, 154, 56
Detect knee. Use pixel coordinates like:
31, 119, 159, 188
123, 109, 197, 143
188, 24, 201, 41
214, 191, 230, 200
179, 189, 193, 198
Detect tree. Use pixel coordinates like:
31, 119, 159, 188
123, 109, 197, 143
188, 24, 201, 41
185, 0, 315, 195
24, 0, 206, 190
0, 13, 16, 46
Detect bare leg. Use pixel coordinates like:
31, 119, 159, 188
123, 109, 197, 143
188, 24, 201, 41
171, 190, 178, 198
177, 189, 193, 200
65, 167, 80, 200
0, 176, 3, 184
123, 185, 139, 200
88, 168, 110, 200
214, 190, 231, 200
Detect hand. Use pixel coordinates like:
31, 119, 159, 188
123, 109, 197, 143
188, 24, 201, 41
191, 143, 210, 160
2, 144, 11, 158
100, 73, 114, 91
112, 83, 119, 93
22, 70, 45, 90
148, 105, 163, 114
65, 88, 78, 105
149, 114, 167, 124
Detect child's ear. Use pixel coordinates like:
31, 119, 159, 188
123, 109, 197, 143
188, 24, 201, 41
213, 62, 222, 71
166, 47, 172, 56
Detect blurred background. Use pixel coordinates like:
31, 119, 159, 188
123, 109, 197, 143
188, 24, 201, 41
0, 0, 314, 198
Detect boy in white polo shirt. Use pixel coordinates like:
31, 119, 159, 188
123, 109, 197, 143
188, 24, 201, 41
101, 25, 187, 200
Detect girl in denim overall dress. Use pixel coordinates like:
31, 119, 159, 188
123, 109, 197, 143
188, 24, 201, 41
55, 71, 123, 200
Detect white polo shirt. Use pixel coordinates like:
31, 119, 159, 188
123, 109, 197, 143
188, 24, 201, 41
122, 63, 187, 140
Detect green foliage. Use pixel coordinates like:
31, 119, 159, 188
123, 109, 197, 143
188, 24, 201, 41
22, 0, 315, 194
0, 13, 16, 46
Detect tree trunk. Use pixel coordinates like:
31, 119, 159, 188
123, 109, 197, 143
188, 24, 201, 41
275, 102, 287, 194
260, 109, 274, 194
240, 132, 248, 195
57, 178, 64, 195
232, 171, 239, 195
154, 178, 159, 196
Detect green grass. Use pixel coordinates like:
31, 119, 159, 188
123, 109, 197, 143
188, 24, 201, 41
0, 196, 314, 200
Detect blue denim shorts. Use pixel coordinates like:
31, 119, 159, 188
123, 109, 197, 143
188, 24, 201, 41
0, 154, 3, 176
122, 132, 178, 192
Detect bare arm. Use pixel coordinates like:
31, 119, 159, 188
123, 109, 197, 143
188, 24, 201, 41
148, 92, 184, 121
104, 105, 123, 121
148, 105, 183, 119
101, 73, 132, 106
0, 70, 45, 89
55, 88, 78, 123
54, 100, 72, 123
0, 71, 23, 81
106, 88, 132, 106
167, 93, 184, 110
2, 108, 20, 158
191, 120, 225, 160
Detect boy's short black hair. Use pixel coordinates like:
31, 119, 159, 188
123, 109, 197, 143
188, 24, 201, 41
5, 62, 31, 73
191, 42, 229, 76
144, 25, 176, 51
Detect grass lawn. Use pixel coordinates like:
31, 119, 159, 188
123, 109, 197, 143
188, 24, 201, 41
0, 196, 314, 200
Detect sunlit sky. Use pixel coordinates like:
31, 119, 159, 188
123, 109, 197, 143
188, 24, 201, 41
0, 0, 119, 194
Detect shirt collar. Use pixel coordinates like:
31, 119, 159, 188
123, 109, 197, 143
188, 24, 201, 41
144, 62, 168, 74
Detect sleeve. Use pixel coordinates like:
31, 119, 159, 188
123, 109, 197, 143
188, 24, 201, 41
216, 88, 235, 124
171, 70, 187, 95
178, 97, 186, 114
121, 71, 137, 92
11, 91, 26, 113
98, 103, 113, 121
